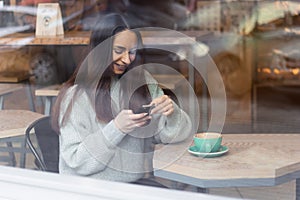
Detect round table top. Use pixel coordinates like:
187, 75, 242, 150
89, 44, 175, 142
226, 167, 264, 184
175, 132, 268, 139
0, 110, 44, 138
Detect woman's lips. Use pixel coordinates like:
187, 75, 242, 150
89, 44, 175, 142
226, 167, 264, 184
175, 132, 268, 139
116, 63, 125, 70
114, 63, 127, 73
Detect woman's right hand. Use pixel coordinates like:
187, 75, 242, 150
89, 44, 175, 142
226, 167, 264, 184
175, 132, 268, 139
114, 110, 151, 133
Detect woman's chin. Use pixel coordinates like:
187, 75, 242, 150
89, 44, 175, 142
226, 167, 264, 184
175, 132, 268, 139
113, 70, 125, 75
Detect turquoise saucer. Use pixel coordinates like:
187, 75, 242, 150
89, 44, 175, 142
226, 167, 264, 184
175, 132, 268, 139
188, 145, 229, 158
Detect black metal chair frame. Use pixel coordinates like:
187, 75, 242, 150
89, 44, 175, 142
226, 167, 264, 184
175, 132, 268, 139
25, 116, 59, 172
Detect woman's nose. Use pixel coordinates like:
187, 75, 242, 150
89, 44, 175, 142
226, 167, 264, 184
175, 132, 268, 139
121, 52, 131, 64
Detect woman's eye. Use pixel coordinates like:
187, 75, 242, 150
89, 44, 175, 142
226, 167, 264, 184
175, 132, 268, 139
113, 47, 137, 56
113, 48, 125, 54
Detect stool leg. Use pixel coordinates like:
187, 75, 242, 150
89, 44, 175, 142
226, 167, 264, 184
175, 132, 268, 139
6, 142, 17, 166
0, 96, 4, 110
25, 83, 36, 112
44, 96, 53, 115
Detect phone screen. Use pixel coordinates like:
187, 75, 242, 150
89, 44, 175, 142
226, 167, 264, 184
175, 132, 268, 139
136, 104, 155, 115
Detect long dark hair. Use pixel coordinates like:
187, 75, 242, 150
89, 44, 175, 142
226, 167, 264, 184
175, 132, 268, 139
51, 13, 151, 133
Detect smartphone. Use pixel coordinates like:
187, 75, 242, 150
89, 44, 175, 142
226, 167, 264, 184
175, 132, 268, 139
136, 104, 155, 116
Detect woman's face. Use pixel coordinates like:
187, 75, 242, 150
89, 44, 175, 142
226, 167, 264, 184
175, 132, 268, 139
112, 30, 138, 75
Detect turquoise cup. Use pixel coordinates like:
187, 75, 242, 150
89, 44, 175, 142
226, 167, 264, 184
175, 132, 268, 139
193, 132, 222, 153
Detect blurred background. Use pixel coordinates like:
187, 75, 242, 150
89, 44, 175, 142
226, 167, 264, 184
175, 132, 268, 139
1, 0, 300, 133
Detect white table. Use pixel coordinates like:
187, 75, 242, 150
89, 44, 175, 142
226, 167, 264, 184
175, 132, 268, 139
154, 133, 300, 199
0, 110, 44, 167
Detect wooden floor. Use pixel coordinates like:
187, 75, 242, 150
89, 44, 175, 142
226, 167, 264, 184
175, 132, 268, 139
0, 87, 296, 200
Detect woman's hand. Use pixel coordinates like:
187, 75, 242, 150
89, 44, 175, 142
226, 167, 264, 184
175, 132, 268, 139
150, 95, 174, 116
114, 110, 151, 133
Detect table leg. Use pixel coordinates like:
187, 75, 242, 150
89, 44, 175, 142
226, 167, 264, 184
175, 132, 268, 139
296, 178, 300, 200
19, 138, 27, 168
5, 142, 16, 167
252, 83, 258, 132
25, 83, 36, 112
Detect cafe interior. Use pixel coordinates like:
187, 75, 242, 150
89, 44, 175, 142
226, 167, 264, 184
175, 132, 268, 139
1, 0, 300, 199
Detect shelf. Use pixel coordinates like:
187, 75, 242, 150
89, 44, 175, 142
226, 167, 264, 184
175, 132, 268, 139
0, 71, 30, 83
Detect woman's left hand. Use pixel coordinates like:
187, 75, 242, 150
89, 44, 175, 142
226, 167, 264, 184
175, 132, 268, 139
150, 95, 174, 116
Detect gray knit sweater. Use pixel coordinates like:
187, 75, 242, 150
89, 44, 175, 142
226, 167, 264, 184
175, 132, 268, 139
58, 71, 192, 182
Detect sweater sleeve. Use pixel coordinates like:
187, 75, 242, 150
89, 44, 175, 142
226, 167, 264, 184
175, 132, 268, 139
145, 71, 193, 144
59, 87, 126, 175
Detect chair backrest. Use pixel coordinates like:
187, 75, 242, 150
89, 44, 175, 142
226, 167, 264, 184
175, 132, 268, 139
25, 116, 59, 173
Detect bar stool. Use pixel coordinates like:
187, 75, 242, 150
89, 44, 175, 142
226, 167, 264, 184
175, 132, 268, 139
0, 71, 35, 111
0, 83, 24, 110
35, 84, 60, 115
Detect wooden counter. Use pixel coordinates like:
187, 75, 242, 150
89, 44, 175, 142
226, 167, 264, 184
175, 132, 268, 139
0, 30, 210, 46
0, 31, 91, 46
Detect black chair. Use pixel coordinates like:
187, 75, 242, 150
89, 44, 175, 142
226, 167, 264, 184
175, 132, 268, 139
25, 116, 59, 173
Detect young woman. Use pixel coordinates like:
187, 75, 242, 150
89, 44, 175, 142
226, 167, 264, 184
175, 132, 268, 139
51, 13, 192, 187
